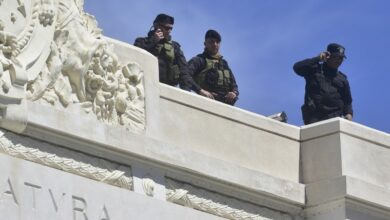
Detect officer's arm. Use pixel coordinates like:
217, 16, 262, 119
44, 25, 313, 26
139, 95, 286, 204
187, 57, 205, 93
134, 37, 158, 55
224, 61, 239, 96
293, 57, 320, 77
342, 78, 353, 118
173, 44, 194, 91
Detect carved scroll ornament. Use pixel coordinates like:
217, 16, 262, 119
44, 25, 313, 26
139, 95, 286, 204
166, 178, 293, 220
0, 129, 133, 190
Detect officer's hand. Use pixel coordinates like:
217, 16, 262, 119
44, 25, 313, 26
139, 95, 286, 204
199, 89, 214, 99
224, 92, 237, 104
319, 51, 331, 62
344, 114, 353, 121
152, 29, 164, 43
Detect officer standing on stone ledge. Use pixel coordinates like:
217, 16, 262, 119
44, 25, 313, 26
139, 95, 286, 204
187, 30, 239, 105
293, 43, 353, 125
134, 13, 193, 90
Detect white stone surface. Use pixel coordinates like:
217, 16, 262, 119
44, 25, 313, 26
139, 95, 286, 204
340, 132, 390, 190
305, 199, 390, 220
0, 126, 305, 219
1, 0, 389, 220
301, 118, 390, 188
306, 176, 390, 209
0, 129, 133, 190
132, 164, 166, 200
106, 37, 160, 134
1, 0, 303, 208
301, 118, 390, 220
301, 117, 390, 145
301, 132, 342, 184
0, 153, 226, 220
155, 84, 301, 182
21, 100, 304, 207
166, 178, 295, 220
304, 200, 347, 220
1, 0, 147, 133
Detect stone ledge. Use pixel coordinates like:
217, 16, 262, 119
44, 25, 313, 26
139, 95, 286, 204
306, 176, 390, 211
159, 84, 300, 141
301, 118, 390, 148
18, 102, 304, 211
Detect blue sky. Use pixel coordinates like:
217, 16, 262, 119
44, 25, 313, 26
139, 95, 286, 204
84, 0, 390, 133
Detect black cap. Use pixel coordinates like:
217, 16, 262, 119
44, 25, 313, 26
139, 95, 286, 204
327, 43, 346, 57
153, 14, 174, 25
205, 29, 221, 42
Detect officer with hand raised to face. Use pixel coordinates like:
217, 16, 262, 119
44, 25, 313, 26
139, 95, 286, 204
293, 43, 353, 125
134, 14, 194, 90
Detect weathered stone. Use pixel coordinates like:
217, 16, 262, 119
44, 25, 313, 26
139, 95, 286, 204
0, 1, 389, 220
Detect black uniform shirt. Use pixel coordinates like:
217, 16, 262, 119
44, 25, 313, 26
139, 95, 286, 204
293, 57, 353, 117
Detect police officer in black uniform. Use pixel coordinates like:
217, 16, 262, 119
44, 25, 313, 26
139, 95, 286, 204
134, 14, 193, 90
188, 30, 239, 105
293, 43, 353, 125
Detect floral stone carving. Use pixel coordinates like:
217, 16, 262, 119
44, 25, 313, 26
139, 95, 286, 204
0, 0, 145, 133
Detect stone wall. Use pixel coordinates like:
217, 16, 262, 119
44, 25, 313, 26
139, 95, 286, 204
0, 1, 389, 220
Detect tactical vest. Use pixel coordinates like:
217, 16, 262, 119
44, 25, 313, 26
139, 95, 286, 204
195, 56, 231, 91
156, 41, 180, 82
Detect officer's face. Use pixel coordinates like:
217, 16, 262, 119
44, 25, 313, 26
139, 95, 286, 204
326, 55, 344, 69
204, 38, 220, 55
157, 23, 173, 38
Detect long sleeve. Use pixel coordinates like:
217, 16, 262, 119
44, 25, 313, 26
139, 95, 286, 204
187, 56, 206, 93
173, 42, 194, 91
134, 37, 158, 55
293, 57, 321, 77
342, 78, 353, 115
223, 60, 239, 96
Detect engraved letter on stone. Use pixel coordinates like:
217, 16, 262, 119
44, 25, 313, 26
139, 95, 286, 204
99, 205, 110, 220
1, 178, 18, 205
72, 195, 88, 220
49, 189, 66, 212
24, 182, 42, 209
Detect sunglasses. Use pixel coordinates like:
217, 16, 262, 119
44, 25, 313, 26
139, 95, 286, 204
160, 25, 173, 31
329, 54, 346, 60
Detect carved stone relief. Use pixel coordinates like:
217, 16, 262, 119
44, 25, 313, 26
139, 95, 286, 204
0, 129, 133, 190
142, 176, 156, 197
0, 0, 55, 100
166, 178, 294, 220
0, 0, 145, 133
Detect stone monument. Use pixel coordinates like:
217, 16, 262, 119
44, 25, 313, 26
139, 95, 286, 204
0, 1, 389, 220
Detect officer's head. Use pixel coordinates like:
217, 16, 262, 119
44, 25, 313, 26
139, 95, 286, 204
326, 43, 346, 69
153, 14, 174, 38
204, 29, 221, 55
